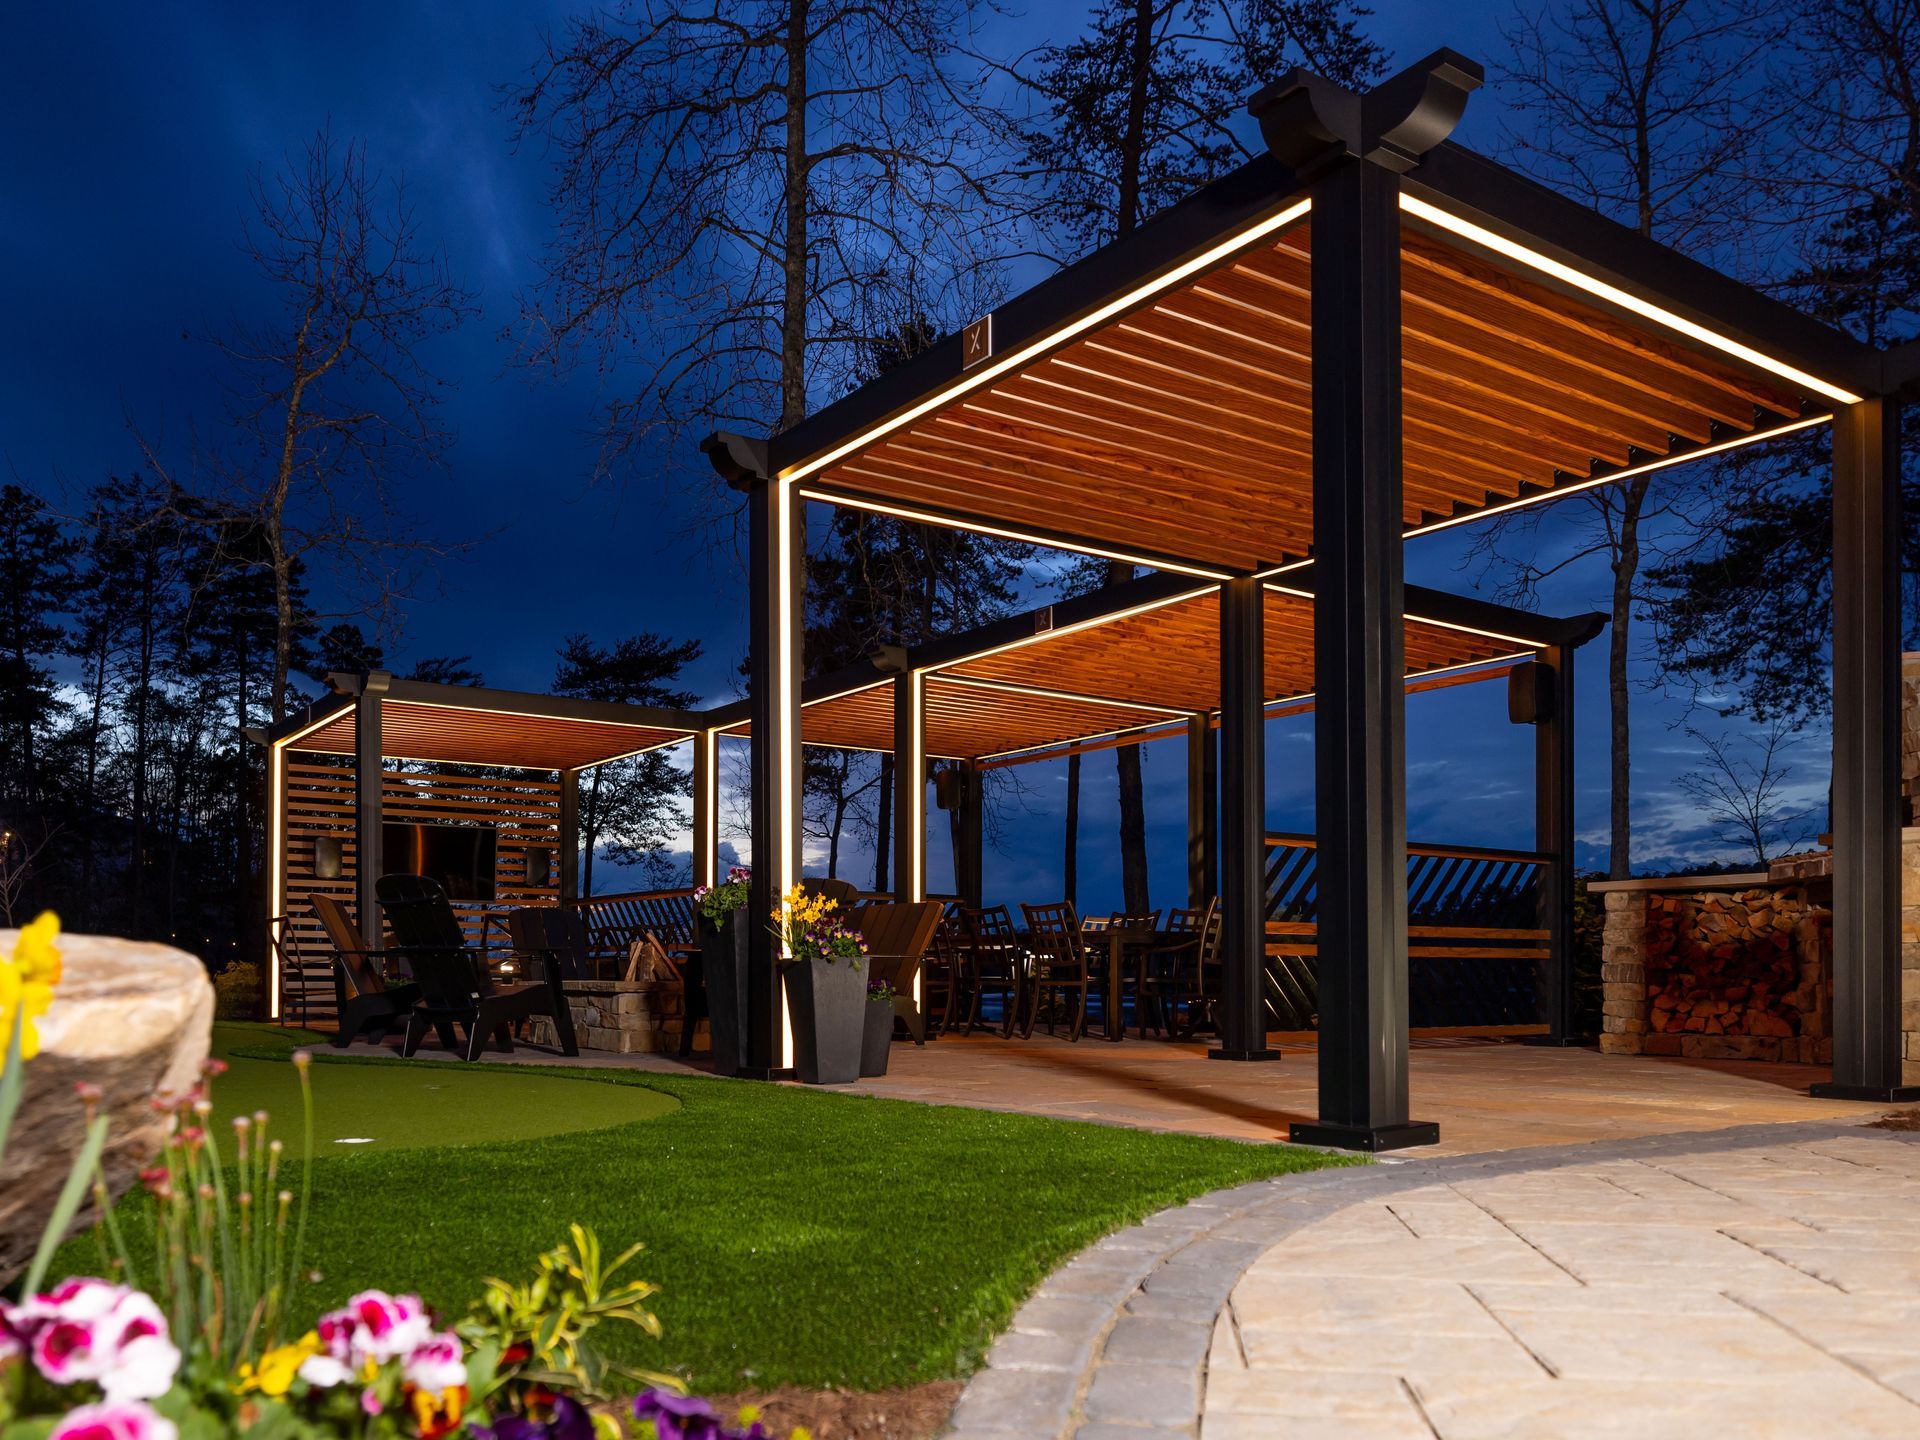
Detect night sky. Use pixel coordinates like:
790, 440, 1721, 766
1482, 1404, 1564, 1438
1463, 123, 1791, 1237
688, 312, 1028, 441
2, 3, 1826, 910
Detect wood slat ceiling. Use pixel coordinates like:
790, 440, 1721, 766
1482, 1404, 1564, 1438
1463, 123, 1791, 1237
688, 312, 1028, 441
747, 587, 1520, 763
810, 220, 1813, 572
292, 701, 692, 771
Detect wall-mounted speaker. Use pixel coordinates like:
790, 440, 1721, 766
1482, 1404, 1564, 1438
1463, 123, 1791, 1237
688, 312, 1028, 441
934, 767, 969, 812
1507, 661, 1555, 725
524, 847, 554, 889
313, 836, 344, 880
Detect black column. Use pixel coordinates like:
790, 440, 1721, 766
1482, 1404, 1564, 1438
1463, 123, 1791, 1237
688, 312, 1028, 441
958, 761, 985, 911
1528, 647, 1582, 1046
1213, 575, 1278, 1061
1813, 398, 1917, 1101
746, 477, 803, 1079
1288, 160, 1434, 1151
1187, 713, 1219, 909
354, 675, 388, 950
892, 672, 924, 902
558, 768, 580, 904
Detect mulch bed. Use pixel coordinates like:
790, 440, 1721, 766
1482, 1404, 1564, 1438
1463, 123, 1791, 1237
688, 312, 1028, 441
1869, 1108, 1920, 1131
706, 1382, 965, 1440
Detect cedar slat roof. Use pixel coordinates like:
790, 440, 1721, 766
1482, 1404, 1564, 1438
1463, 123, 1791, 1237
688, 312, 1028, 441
796, 216, 1820, 574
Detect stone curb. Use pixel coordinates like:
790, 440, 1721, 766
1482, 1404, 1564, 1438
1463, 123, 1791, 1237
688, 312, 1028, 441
942, 1116, 1908, 1439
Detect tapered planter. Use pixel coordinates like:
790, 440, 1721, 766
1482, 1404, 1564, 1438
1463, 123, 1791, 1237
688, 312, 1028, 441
697, 908, 751, 1077
785, 957, 866, 1085
860, 997, 894, 1078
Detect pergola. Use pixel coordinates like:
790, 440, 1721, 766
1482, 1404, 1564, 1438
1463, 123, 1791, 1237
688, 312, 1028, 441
705, 50, 1914, 1148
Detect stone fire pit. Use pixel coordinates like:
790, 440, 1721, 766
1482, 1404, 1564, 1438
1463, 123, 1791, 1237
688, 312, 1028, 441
0, 931, 213, 1281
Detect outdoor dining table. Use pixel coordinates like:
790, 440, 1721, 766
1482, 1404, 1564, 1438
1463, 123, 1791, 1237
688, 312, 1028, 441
1085, 923, 1162, 1042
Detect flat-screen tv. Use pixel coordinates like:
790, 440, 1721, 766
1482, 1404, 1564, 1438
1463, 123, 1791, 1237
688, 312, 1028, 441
383, 822, 497, 902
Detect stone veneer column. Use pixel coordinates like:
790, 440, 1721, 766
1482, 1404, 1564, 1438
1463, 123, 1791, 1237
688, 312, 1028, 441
1904, 832, 1920, 1085
1599, 890, 1649, 1056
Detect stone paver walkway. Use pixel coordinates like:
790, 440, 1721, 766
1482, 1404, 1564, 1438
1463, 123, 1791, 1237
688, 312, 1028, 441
945, 1119, 1920, 1440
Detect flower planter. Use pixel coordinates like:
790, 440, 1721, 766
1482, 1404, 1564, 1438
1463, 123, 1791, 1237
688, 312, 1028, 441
784, 956, 866, 1085
697, 908, 751, 1077
860, 998, 894, 1077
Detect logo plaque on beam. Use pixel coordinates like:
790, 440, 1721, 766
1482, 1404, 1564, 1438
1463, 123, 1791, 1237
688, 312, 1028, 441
962, 314, 993, 369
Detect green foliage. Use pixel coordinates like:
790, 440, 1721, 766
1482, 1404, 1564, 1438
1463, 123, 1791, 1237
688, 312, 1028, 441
215, 963, 264, 1021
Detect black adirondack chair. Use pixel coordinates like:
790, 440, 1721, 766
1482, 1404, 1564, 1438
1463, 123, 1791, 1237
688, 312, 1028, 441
308, 894, 420, 1049
375, 875, 579, 1061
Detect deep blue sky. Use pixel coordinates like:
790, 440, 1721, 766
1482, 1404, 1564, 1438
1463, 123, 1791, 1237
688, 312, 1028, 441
1, 2, 1828, 911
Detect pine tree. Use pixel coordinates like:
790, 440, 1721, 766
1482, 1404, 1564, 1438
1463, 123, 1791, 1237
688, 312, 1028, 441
0, 482, 80, 811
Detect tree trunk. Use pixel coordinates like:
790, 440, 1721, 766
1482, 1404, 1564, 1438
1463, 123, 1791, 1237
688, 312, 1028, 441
583, 768, 602, 897
779, 0, 811, 431
1106, 558, 1150, 914
873, 752, 892, 893
129, 545, 156, 935
1608, 476, 1649, 879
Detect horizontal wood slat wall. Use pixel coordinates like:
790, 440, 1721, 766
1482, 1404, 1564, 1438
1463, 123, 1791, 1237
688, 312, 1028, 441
281, 757, 561, 994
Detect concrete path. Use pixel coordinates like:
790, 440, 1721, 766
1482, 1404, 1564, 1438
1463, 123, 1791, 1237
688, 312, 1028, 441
945, 1118, 1920, 1440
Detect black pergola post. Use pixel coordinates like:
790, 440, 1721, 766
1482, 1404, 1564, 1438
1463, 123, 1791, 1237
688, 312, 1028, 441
1528, 647, 1581, 1045
1187, 712, 1219, 910
558, 767, 580, 904
958, 761, 984, 911
893, 671, 925, 902
745, 474, 803, 1079
1813, 397, 1917, 1101
1213, 574, 1278, 1061
353, 672, 389, 951
1289, 159, 1435, 1151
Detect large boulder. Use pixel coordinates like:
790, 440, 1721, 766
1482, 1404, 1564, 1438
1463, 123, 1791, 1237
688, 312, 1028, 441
0, 931, 214, 1281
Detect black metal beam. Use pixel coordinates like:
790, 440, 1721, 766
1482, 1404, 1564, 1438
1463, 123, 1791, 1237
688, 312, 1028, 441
958, 762, 985, 911
558, 769, 580, 905
892, 672, 924, 901
255, 692, 356, 749
322, 673, 703, 740
1523, 646, 1582, 1047
1290, 160, 1436, 1151
1212, 575, 1278, 1062
1812, 398, 1918, 1102
354, 675, 388, 951
1277, 577, 1609, 650
1404, 144, 1876, 399
1187, 713, 1219, 909
743, 475, 803, 1080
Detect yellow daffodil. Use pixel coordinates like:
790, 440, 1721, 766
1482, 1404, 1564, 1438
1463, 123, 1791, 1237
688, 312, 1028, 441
1, 911, 60, 1070
236, 1332, 323, 1396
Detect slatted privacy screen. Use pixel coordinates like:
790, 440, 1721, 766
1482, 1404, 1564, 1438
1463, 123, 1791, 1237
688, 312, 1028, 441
280, 757, 563, 1018
1262, 833, 1550, 1034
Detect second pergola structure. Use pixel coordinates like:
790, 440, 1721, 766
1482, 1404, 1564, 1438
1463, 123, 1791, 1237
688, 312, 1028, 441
703, 49, 1914, 1149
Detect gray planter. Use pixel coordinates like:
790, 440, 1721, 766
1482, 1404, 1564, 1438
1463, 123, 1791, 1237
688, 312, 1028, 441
785, 956, 866, 1085
697, 908, 751, 1077
860, 997, 894, 1077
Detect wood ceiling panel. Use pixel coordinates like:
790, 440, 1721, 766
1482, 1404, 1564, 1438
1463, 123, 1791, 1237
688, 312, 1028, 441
293, 702, 689, 771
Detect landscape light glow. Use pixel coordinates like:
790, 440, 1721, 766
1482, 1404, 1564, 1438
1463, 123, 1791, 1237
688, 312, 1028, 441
1400, 194, 1863, 406
781, 199, 1313, 484
938, 674, 1193, 716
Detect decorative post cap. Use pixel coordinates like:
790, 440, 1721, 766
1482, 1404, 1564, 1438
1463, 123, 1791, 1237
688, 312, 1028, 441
701, 430, 772, 489
1249, 48, 1483, 179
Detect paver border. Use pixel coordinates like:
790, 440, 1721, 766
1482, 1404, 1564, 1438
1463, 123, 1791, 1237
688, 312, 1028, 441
944, 1117, 1916, 1439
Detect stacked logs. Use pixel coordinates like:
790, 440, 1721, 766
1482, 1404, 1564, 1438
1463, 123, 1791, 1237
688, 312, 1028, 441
1643, 887, 1828, 1040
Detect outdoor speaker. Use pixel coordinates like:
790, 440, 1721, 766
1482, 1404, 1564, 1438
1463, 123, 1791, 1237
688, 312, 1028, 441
313, 836, 343, 880
1507, 661, 1554, 725
934, 768, 966, 811
525, 847, 554, 888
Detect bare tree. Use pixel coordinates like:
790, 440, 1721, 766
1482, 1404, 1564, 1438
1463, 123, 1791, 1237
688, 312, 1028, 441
1784, 0, 1920, 234
508, 0, 1013, 487
204, 130, 476, 722
1675, 720, 1816, 864
1474, 0, 1787, 879
0, 821, 59, 928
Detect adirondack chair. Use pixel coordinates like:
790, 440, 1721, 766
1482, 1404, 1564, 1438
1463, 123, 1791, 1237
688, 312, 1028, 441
308, 894, 420, 1049
800, 876, 862, 912
376, 874, 579, 1061
854, 900, 943, 1043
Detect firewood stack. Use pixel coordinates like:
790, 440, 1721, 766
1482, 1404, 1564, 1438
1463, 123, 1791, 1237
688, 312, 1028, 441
1643, 887, 1828, 1042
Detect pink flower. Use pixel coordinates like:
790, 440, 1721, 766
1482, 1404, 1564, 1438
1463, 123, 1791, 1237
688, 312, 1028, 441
401, 1332, 466, 1393
49, 1401, 177, 1440
360, 1387, 384, 1417
9, 1282, 179, 1400
315, 1291, 432, 1367
97, 1293, 179, 1402
295, 1353, 353, 1389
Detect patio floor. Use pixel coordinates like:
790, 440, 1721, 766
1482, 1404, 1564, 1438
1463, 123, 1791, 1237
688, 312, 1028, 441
416, 1030, 1904, 1158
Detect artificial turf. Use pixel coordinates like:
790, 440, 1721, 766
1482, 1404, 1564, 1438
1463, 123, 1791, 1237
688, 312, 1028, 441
75, 1029, 1354, 1393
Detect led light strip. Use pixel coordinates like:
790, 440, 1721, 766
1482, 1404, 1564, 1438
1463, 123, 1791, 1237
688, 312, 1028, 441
782, 198, 1314, 483
936, 583, 1220, 671
905, 672, 925, 906
776, 477, 797, 1070
269, 705, 361, 1019
799, 487, 1234, 580
1263, 583, 1548, 650
1400, 194, 1863, 406
1405, 413, 1833, 540
696, 729, 718, 889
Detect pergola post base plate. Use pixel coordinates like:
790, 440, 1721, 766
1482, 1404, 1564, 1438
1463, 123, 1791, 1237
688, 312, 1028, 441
1808, 1082, 1920, 1103
1209, 1047, 1283, 1062
735, 1066, 797, 1082
1289, 1119, 1440, 1152
1522, 1034, 1594, 1048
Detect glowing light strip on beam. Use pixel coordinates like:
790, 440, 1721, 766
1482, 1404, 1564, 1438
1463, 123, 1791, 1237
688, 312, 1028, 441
1405, 413, 1833, 540
1261, 651, 1540, 716
267, 743, 285, 1019
696, 729, 718, 890
937, 674, 1196, 716
934, 583, 1221, 672
906, 672, 925, 905
776, 477, 797, 1071
1263, 583, 1548, 651
781, 198, 1314, 483
799, 487, 1234, 580
1400, 194, 1864, 406
314, 695, 701, 735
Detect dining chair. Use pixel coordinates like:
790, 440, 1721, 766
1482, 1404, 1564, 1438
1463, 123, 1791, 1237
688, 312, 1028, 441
1020, 902, 1091, 1042
958, 905, 1024, 1037
921, 910, 966, 1036
1139, 902, 1209, 1037
1155, 898, 1224, 1038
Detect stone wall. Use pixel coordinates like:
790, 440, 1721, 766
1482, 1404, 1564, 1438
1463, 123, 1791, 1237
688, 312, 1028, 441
524, 978, 678, 1055
1904, 653, 1919, 826
1906, 831, 1920, 1085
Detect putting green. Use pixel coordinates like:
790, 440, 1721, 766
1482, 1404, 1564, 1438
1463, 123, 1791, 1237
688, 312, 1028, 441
205, 1024, 677, 1158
